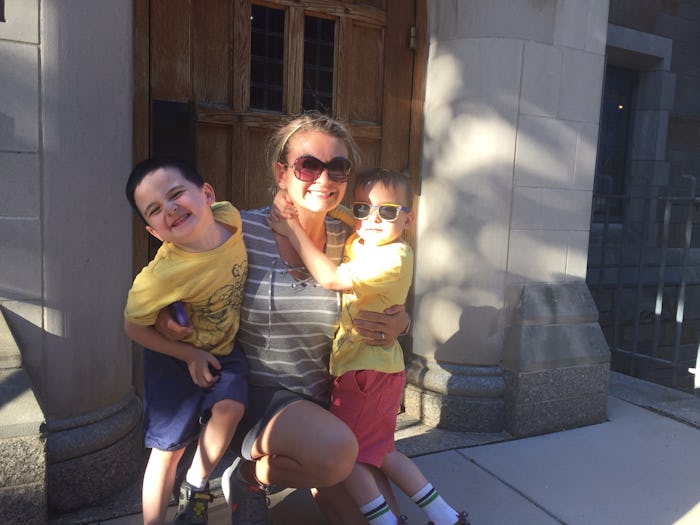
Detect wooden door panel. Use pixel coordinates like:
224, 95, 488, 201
197, 124, 233, 203
150, 0, 191, 101
137, 0, 421, 257
354, 138, 381, 172
381, 0, 415, 171
193, 0, 233, 106
243, 123, 277, 207
348, 22, 384, 123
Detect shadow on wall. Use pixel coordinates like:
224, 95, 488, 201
414, 39, 599, 363
433, 304, 502, 365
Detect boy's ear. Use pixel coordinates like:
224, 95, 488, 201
145, 225, 163, 242
402, 210, 415, 229
203, 182, 216, 203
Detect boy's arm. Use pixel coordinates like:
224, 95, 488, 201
124, 319, 220, 387
283, 221, 353, 291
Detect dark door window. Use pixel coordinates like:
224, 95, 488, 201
250, 5, 285, 111
593, 65, 638, 219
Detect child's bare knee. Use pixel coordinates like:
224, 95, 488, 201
210, 399, 244, 423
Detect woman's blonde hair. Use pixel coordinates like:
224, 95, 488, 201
267, 111, 361, 180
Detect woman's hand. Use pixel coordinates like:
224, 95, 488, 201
353, 304, 410, 346
154, 306, 193, 341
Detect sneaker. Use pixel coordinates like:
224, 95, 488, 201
173, 481, 213, 525
455, 511, 471, 525
427, 511, 470, 525
221, 457, 271, 525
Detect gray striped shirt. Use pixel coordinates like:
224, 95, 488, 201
238, 208, 350, 405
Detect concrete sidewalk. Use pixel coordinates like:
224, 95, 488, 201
54, 372, 700, 524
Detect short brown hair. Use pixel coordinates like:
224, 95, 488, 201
354, 168, 413, 208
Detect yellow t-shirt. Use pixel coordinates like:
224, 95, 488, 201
124, 201, 248, 356
330, 234, 413, 377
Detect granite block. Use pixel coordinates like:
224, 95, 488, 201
504, 363, 610, 403
0, 482, 47, 524
0, 434, 45, 486
48, 425, 144, 513
404, 384, 505, 433
505, 392, 608, 437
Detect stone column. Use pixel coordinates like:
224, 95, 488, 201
1, 0, 141, 512
407, 0, 611, 435
40, 0, 141, 511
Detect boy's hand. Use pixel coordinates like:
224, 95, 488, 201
270, 189, 298, 222
187, 348, 221, 388
155, 306, 193, 341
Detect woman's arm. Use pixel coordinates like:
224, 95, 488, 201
153, 306, 194, 340
353, 304, 411, 346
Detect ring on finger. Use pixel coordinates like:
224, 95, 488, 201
380, 331, 385, 340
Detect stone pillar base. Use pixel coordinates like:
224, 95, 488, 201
504, 364, 609, 437
404, 357, 505, 432
47, 391, 143, 513
503, 281, 610, 438
0, 371, 47, 525
0, 309, 47, 524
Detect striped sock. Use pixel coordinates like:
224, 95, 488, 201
411, 483, 460, 525
360, 495, 396, 525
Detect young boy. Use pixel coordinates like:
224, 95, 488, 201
269, 168, 469, 525
124, 158, 248, 525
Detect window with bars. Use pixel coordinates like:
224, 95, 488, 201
249, 5, 336, 114
250, 5, 284, 111
303, 16, 334, 114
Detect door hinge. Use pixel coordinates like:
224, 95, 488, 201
409, 26, 417, 50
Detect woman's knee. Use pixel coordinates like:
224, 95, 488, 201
256, 400, 359, 486
309, 430, 358, 486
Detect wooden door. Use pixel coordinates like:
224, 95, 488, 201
133, 0, 425, 268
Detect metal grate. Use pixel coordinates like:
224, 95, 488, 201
587, 176, 700, 394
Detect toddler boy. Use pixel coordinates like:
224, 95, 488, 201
269, 168, 469, 525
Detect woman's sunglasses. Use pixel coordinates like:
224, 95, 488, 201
352, 202, 409, 222
282, 155, 352, 183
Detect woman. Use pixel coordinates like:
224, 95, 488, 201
157, 111, 410, 524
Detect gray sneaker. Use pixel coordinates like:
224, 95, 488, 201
428, 511, 471, 525
173, 481, 213, 525
221, 457, 271, 525
455, 511, 471, 525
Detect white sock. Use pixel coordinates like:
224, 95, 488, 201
360, 495, 396, 525
411, 483, 459, 525
185, 469, 207, 490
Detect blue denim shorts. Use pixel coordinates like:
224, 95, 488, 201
229, 385, 316, 461
143, 342, 249, 451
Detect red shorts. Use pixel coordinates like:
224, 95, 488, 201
329, 369, 405, 468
